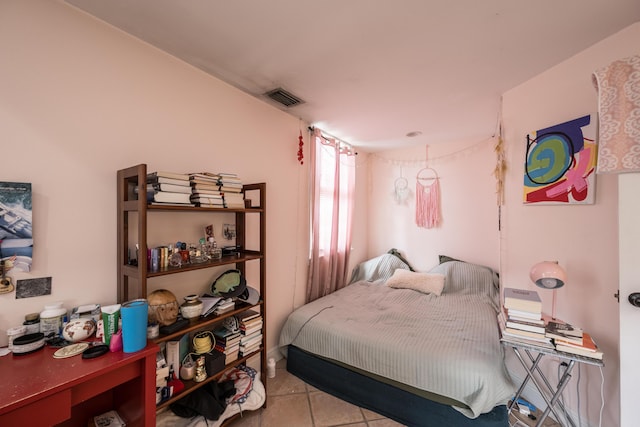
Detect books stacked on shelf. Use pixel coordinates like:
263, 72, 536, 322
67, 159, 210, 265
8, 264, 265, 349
213, 326, 241, 364
217, 173, 245, 208
500, 288, 553, 348
236, 310, 263, 356
189, 172, 225, 208
144, 171, 192, 205
553, 331, 603, 360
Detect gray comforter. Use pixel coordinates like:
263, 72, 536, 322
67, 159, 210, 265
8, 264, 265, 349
279, 260, 514, 418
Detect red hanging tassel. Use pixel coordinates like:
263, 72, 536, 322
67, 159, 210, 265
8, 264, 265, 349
297, 131, 304, 165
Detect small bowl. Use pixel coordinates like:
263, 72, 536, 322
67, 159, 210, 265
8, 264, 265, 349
180, 295, 203, 319
62, 318, 96, 342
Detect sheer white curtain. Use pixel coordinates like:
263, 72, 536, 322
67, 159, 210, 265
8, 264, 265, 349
306, 128, 355, 303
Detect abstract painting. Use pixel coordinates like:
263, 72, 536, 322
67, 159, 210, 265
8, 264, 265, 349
523, 114, 597, 204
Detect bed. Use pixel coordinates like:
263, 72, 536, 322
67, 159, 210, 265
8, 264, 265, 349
279, 255, 514, 427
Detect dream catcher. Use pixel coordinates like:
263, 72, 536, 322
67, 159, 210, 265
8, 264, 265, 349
394, 169, 411, 204
415, 146, 441, 228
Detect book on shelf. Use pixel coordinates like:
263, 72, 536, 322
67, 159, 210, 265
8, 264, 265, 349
500, 334, 556, 350
545, 320, 583, 345
147, 190, 192, 205
136, 183, 193, 194
240, 346, 260, 357
215, 340, 241, 354
546, 320, 582, 337
236, 310, 261, 323
212, 325, 240, 339
220, 187, 244, 194
241, 322, 263, 336
508, 314, 544, 326
555, 333, 603, 360
148, 171, 190, 181
147, 175, 191, 187
240, 331, 262, 345
505, 307, 544, 322
189, 172, 219, 182
165, 336, 184, 375
504, 326, 547, 341
191, 187, 224, 196
505, 317, 546, 335
498, 311, 552, 346
503, 288, 542, 314
191, 194, 224, 202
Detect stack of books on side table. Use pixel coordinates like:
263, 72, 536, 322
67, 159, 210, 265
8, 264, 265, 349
545, 320, 603, 360
499, 287, 554, 349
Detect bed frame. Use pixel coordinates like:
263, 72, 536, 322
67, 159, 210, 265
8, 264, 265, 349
286, 345, 508, 427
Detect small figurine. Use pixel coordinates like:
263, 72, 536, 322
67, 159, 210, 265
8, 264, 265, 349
194, 355, 207, 383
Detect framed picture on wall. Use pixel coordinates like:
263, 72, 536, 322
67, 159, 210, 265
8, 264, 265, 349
0, 182, 33, 272
523, 114, 597, 205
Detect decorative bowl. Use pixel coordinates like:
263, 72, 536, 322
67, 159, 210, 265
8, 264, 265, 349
180, 294, 203, 319
62, 318, 96, 342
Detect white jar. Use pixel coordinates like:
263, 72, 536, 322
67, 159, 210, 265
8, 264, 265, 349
40, 302, 67, 338
7, 325, 26, 351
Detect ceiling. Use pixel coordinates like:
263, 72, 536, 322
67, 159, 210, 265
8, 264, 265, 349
65, 0, 640, 151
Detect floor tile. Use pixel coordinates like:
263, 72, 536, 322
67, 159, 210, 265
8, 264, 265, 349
267, 366, 308, 396
309, 390, 365, 427
368, 418, 408, 427
260, 393, 313, 427
229, 409, 261, 427
361, 407, 386, 421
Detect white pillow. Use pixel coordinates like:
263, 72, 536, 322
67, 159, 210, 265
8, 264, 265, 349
385, 269, 445, 296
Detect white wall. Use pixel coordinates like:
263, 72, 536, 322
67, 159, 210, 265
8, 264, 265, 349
0, 0, 311, 356
501, 22, 640, 427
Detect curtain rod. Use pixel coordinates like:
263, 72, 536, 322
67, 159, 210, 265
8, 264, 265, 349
308, 126, 358, 155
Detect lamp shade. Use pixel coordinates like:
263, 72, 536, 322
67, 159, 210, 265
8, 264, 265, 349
530, 261, 566, 289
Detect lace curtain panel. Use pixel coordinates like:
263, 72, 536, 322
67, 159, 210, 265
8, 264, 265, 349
592, 54, 640, 173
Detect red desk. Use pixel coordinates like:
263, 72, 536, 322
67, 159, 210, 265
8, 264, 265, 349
0, 342, 158, 427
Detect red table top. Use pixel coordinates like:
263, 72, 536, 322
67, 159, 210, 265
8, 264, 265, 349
0, 342, 158, 415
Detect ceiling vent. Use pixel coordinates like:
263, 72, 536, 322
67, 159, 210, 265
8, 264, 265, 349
264, 88, 305, 108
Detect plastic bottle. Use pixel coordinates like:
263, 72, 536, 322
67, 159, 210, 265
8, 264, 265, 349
40, 302, 67, 338
267, 357, 276, 378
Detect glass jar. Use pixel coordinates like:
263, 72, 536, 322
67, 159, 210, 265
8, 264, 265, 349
180, 294, 203, 319
207, 237, 222, 260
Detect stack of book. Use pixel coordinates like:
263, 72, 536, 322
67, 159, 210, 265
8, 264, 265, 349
189, 172, 224, 207
213, 326, 241, 364
143, 171, 193, 205
546, 320, 603, 360
217, 173, 244, 208
236, 310, 263, 356
499, 287, 553, 348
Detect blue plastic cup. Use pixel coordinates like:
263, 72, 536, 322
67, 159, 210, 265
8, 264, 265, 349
120, 299, 148, 353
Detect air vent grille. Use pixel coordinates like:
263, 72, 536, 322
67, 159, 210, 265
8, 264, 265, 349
264, 88, 304, 107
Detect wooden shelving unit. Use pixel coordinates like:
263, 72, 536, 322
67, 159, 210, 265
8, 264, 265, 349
117, 164, 267, 424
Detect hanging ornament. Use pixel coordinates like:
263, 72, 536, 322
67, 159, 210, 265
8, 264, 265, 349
297, 130, 304, 165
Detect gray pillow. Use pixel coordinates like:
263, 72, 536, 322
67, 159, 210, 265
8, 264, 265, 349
349, 253, 411, 284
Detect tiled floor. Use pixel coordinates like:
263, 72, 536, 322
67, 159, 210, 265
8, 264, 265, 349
231, 359, 406, 427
